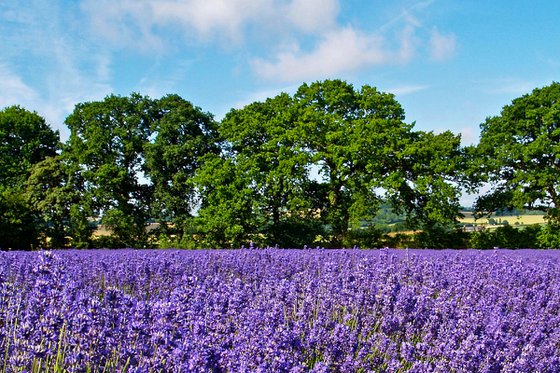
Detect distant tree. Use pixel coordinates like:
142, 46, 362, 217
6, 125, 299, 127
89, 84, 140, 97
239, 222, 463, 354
144, 94, 219, 244
64, 94, 155, 247
25, 156, 69, 248
476, 82, 560, 223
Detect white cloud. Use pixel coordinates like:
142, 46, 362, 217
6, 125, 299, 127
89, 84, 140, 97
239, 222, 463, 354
286, 0, 339, 33
79, 0, 449, 85
0, 63, 76, 139
151, 0, 260, 43
81, 0, 340, 49
0, 1, 115, 138
251, 27, 389, 82
429, 29, 456, 61
251, 24, 421, 83
397, 24, 419, 63
81, 0, 163, 51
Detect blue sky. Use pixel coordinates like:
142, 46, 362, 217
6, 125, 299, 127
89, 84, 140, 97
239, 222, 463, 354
1, 0, 560, 144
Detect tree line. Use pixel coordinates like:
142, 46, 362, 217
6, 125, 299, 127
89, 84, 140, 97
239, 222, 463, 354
2, 79, 560, 249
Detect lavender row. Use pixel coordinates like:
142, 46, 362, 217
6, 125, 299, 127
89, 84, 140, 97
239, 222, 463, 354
1, 249, 559, 372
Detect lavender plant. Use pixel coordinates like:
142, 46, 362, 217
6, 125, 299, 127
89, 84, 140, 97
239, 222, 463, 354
0, 248, 559, 372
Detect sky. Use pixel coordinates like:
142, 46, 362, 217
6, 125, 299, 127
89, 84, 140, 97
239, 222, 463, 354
1, 0, 560, 146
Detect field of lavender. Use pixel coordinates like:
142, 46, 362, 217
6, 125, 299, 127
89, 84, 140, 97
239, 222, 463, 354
1, 249, 560, 372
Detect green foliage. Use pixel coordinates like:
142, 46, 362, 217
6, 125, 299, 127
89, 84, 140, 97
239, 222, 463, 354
468, 225, 541, 249
385, 130, 465, 231
145, 94, 219, 242
68, 204, 95, 249
342, 226, 385, 248
537, 223, 560, 248
25, 156, 77, 248
294, 80, 410, 245
64, 93, 155, 247
192, 154, 260, 248
476, 82, 560, 223
63, 93, 218, 248
0, 187, 39, 250
7, 81, 560, 250
468, 229, 495, 249
368, 203, 406, 226
194, 93, 314, 248
412, 223, 469, 249
191, 80, 465, 248
0, 106, 59, 249
263, 218, 325, 249
0, 106, 59, 188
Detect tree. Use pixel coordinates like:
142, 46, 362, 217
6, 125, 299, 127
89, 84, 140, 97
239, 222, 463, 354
218, 93, 319, 247
144, 94, 218, 243
25, 156, 94, 248
0, 188, 39, 250
193, 154, 260, 248
25, 156, 69, 248
0, 106, 59, 249
294, 80, 412, 246
385, 130, 465, 231
476, 82, 560, 223
0, 106, 59, 188
64, 94, 155, 247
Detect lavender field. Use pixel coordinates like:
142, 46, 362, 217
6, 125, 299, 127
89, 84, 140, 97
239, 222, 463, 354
1, 249, 560, 372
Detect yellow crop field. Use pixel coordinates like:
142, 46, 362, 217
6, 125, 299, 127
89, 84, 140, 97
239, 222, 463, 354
459, 214, 546, 226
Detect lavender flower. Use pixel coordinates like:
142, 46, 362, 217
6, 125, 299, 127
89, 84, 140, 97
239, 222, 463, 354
0, 248, 559, 371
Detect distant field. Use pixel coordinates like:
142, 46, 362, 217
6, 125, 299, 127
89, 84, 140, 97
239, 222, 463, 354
459, 214, 546, 226
94, 217, 546, 238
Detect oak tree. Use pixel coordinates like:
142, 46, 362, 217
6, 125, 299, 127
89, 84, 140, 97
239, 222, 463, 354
476, 82, 560, 223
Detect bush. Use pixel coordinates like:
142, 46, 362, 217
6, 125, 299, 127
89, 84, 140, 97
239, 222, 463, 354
469, 225, 540, 249
0, 188, 40, 250
412, 224, 469, 249
264, 218, 326, 249
342, 226, 385, 248
537, 223, 560, 248
468, 229, 495, 249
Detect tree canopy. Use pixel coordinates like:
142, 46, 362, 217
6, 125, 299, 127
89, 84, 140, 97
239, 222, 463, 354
192, 80, 465, 247
0, 106, 59, 249
5, 80, 560, 249
294, 80, 411, 245
0, 106, 59, 188
62, 93, 219, 248
476, 82, 560, 223
145, 94, 219, 243
193, 92, 319, 248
